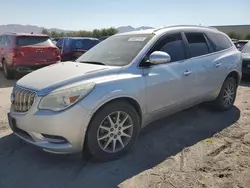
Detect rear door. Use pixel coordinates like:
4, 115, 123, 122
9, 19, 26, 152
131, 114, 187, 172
0, 36, 3, 58
16, 36, 60, 65
182, 32, 215, 99
3, 35, 13, 66
0, 35, 10, 61
205, 32, 235, 90
0, 36, 3, 67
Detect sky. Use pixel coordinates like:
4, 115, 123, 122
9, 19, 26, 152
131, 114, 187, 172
0, 0, 249, 30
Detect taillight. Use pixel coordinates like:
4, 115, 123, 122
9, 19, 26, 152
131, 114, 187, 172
11, 48, 23, 57
56, 48, 60, 56
11, 49, 18, 57
50, 47, 60, 55
56, 55, 61, 61
55, 48, 61, 61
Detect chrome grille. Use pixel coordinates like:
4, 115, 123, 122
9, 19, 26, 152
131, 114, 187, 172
13, 87, 37, 112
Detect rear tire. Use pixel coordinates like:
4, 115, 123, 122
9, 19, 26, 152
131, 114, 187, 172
85, 101, 140, 161
211, 77, 237, 111
2, 60, 14, 79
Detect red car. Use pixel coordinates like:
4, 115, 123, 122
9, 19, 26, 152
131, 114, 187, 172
0, 33, 61, 79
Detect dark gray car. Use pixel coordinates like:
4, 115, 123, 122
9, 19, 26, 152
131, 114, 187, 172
241, 41, 250, 75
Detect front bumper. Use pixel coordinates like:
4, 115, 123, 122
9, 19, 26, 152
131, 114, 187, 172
9, 98, 92, 154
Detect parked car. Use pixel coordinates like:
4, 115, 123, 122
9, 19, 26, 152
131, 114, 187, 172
0, 33, 61, 79
56, 37, 99, 61
8, 26, 242, 161
231, 38, 238, 42
99, 36, 110, 42
234, 40, 249, 50
52, 38, 60, 42
241, 41, 250, 75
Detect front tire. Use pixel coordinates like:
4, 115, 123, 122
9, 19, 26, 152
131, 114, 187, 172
85, 101, 140, 161
212, 77, 237, 111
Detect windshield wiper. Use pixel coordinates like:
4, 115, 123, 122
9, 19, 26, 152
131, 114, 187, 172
77, 61, 106, 66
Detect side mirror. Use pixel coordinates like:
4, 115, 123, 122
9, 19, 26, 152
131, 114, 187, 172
149, 51, 171, 65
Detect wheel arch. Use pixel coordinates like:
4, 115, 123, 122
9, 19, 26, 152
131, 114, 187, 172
82, 96, 143, 151
90, 96, 142, 127
226, 70, 241, 85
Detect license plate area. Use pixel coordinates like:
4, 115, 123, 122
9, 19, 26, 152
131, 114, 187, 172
7, 113, 33, 141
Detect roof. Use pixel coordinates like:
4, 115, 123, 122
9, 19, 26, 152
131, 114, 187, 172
60, 37, 99, 40
116, 25, 221, 36
116, 29, 155, 36
3, 32, 48, 37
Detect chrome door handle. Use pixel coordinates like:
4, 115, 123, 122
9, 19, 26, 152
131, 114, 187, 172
183, 70, 192, 76
215, 63, 222, 67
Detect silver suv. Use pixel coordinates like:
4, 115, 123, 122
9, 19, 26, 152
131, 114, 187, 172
8, 25, 242, 161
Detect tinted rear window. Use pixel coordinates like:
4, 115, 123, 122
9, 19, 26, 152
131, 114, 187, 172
70, 39, 99, 50
206, 32, 232, 51
185, 33, 210, 57
17, 36, 53, 46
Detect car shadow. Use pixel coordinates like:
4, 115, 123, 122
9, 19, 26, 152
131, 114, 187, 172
0, 105, 240, 188
0, 71, 16, 88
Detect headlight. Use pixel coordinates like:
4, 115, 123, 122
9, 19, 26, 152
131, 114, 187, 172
38, 82, 95, 111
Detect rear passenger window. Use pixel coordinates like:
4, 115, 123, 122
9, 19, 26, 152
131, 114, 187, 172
1, 36, 7, 45
0, 36, 3, 45
6, 36, 11, 45
185, 33, 210, 57
152, 33, 187, 62
206, 32, 232, 51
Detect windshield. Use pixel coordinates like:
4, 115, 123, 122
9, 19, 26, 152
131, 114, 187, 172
70, 39, 99, 50
241, 42, 250, 53
76, 34, 154, 66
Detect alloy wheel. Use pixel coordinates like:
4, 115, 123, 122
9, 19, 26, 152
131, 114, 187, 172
97, 111, 133, 153
222, 81, 235, 107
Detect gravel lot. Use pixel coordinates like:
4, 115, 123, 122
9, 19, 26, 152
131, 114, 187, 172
0, 72, 250, 188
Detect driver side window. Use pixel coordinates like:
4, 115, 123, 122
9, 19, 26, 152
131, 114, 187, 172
151, 33, 187, 63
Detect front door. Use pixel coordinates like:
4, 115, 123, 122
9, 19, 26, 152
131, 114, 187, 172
142, 33, 195, 114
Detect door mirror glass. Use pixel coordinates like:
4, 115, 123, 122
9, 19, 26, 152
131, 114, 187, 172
149, 51, 171, 64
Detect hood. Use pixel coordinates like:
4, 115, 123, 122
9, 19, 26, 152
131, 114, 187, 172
17, 62, 121, 93
242, 52, 250, 60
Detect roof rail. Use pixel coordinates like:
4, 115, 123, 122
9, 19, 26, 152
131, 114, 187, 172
153, 25, 218, 32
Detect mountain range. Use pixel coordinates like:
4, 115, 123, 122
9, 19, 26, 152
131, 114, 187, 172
0, 24, 154, 34
0, 24, 73, 34
0, 24, 249, 36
